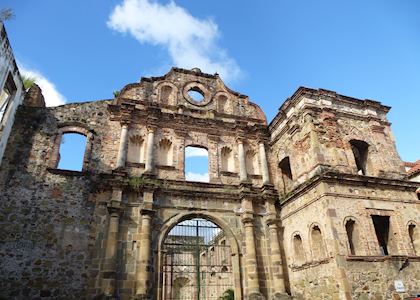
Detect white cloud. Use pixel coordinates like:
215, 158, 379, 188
107, 0, 241, 81
19, 66, 66, 107
185, 147, 208, 158
185, 172, 209, 182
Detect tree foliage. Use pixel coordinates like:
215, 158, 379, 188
0, 8, 15, 21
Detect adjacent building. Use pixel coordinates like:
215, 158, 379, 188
0, 22, 25, 165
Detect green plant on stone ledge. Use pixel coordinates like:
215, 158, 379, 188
129, 177, 146, 190
113, 90, 120, 97
20, 74, 36, 90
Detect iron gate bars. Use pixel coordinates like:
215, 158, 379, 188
162, 218, 234, 300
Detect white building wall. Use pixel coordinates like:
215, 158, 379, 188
0, 22, 25, 165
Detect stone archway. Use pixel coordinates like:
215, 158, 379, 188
156, 212, 243, 300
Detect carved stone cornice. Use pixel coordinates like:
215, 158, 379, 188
107, 203, 123, 217
266, 215, 280, 226
140, 208, 156, 216
208, 134, 219, 143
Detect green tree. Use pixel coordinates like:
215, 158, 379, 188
0, 8, 15, 21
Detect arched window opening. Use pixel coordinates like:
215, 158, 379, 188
221, 146, 234, 172
350, 139, 369, 175
160, 85, 174, 105
345, 219, 361, 255
293, 234, 305, 265
162, 218, 234, 299
158, 138, 173, 166
57, 133, 87, 171
245, 150, 259, 175
311, 226, 326, 260
409, 223, 419, 255
172, 277, 191, 300
185, 146, 209, 182
127, 135, 145, 164
279, 156, 293, 193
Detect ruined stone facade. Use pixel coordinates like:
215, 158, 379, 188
0, 68, 419, 300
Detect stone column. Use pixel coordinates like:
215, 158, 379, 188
264, 198, 288, 299
136, 211, 153, 296
238, 140, 248, 182
136, 190, 155, 298
101, 204, 122, 296
116, 123, 129, 168
241, 198, 263, 299
267, 220, 287, 296
258, 142, 270, 185
145, 126, 155, 173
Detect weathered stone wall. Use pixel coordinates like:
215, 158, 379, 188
346, 259, 420, 299
278, 173, 420, 299
1, 69, 419, 300
269, 88, 407, 197
0, 100, 113, 299
280, 182, 343, 299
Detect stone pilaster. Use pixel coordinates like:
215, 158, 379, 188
258, 142, 270, 185
144, 126, 156, 173
136, 190, 155, 298
238, 139, 248, 182
116, 123, 129, 168
259, 188, 290, 300
174, 130, 187, 176
101, 189, 123, 297
208, 134, 221, 183
241, 197, 264, 299
267, 221, 290, 299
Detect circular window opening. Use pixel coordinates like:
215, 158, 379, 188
188, 88, 204, 102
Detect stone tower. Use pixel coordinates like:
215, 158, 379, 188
0, 68, 419, 299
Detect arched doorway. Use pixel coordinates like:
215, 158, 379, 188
161, 218, 234, 299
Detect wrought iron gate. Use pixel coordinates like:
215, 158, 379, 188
162, 218, 234, 300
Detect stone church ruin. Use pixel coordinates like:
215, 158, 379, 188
0, 67, 419, 299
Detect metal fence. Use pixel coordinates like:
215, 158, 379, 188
162, 218, 234, 300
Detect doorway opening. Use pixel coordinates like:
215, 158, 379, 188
162, 218, 234, 299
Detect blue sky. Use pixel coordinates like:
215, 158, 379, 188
3, 0, 420, 171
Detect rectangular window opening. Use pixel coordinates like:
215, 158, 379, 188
184, 146, 209, 182
371, 215, 390, 255
0, 73, 17, 123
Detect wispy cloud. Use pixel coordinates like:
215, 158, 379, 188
107, 0, 241, 81
19, 65, 66, 107
185, 172, 209, 182
185, 147, 208, 158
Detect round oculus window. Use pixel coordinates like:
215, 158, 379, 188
183, 83, 211, 106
